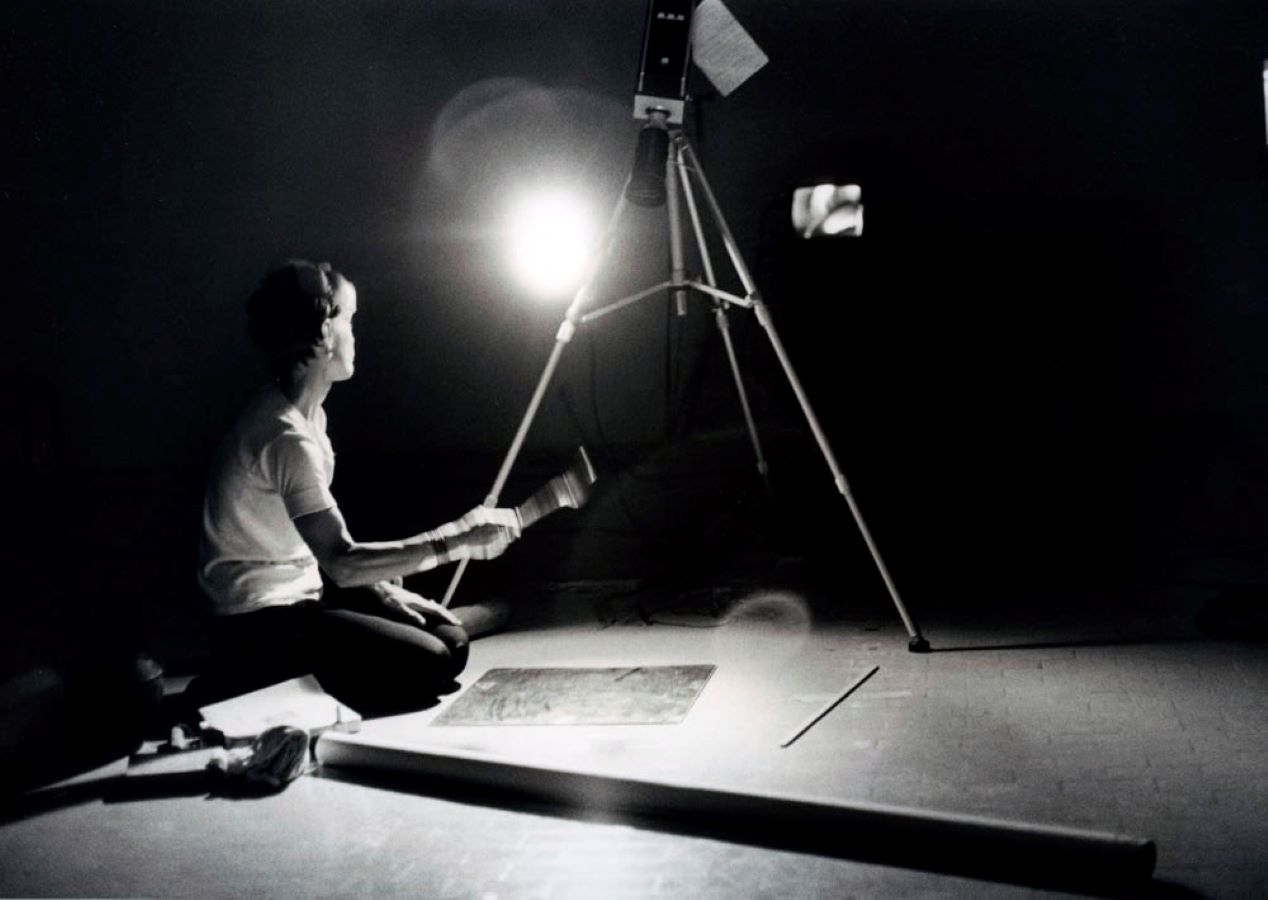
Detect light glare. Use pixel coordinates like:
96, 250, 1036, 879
507, 189, 597, 299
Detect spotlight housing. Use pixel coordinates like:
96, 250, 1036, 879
625, 112, 671, 207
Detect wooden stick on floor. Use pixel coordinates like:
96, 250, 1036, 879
779, 665, 880, 748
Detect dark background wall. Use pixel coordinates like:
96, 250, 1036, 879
3, 0, 1267, 664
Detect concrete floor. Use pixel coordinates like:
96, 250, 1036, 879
1, 581, 1265, 898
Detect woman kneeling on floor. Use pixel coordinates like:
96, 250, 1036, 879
191, 260, 519, 717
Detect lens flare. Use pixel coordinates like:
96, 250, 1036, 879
506, 188, 598, 299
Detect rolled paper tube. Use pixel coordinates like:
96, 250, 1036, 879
315, 733, 1156, 891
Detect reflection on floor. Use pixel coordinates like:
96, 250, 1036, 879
2, 580, 1266, 898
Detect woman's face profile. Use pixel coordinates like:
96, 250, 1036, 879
326, 280, 357, 381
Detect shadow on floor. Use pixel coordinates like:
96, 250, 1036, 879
928, 635, 1206, 654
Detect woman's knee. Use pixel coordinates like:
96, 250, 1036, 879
310, 610, 467, 707
318, 643, 452, 716
432, 624, 469, 679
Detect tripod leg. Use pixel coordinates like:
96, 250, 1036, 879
752, 299, 928, 650
665, 144, 688, 319
440, 335, 569, 606
674, 145, 771, 489
678, 138, 927, 650
442, 192, 631, 606
713, 308, 770, 487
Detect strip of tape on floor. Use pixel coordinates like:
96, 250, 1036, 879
314, 732, 1156, 892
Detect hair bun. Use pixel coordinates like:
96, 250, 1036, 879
285, 259, 334, 299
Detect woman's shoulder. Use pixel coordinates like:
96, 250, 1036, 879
230, 385, 310, 449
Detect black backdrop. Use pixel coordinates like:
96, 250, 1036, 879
4, 0, 1267, 661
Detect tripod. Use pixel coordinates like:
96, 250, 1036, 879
442, 126, 930, 653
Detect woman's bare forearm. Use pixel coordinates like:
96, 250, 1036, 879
295, 506, 513, 588
327, 534, 453, 587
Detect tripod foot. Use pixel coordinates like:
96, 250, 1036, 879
907, 635, 932, 654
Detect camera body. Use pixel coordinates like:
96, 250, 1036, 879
633, 0, 695, 124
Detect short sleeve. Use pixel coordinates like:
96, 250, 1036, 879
262, 431, 337, 520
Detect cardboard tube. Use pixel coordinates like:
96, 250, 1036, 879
315, 732, 1155, 890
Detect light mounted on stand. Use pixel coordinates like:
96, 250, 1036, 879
448, 0, 930, 653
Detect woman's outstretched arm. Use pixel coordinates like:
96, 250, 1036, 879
293, 504, 518, 588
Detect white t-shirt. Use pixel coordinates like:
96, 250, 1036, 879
198, 385, 337, 615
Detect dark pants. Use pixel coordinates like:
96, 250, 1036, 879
188, 588, 469, 718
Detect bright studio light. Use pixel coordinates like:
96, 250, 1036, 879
506, 188, 597, 299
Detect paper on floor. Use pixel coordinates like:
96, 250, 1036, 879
199, 676, 360, 743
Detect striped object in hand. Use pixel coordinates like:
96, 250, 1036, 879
514, 446, 597, 530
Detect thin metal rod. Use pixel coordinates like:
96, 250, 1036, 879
780, 665, 878, 748
580, 280, 676, 325
443, 192, 631, 606
682, 281, 752, 308
665, 146, 688, 318
580, 280, 750, 327
441, 337, 569, 605
677, 144, 720, 289
676, 139, 759, 298
676, 145, 769, 485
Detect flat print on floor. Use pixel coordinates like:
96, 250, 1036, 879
432, 665, 717, 726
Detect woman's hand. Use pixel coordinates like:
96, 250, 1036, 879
428, 505, 520, 544
452, 523, 517, 561
370, 580, 461, 627
455, 505, 522, 538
